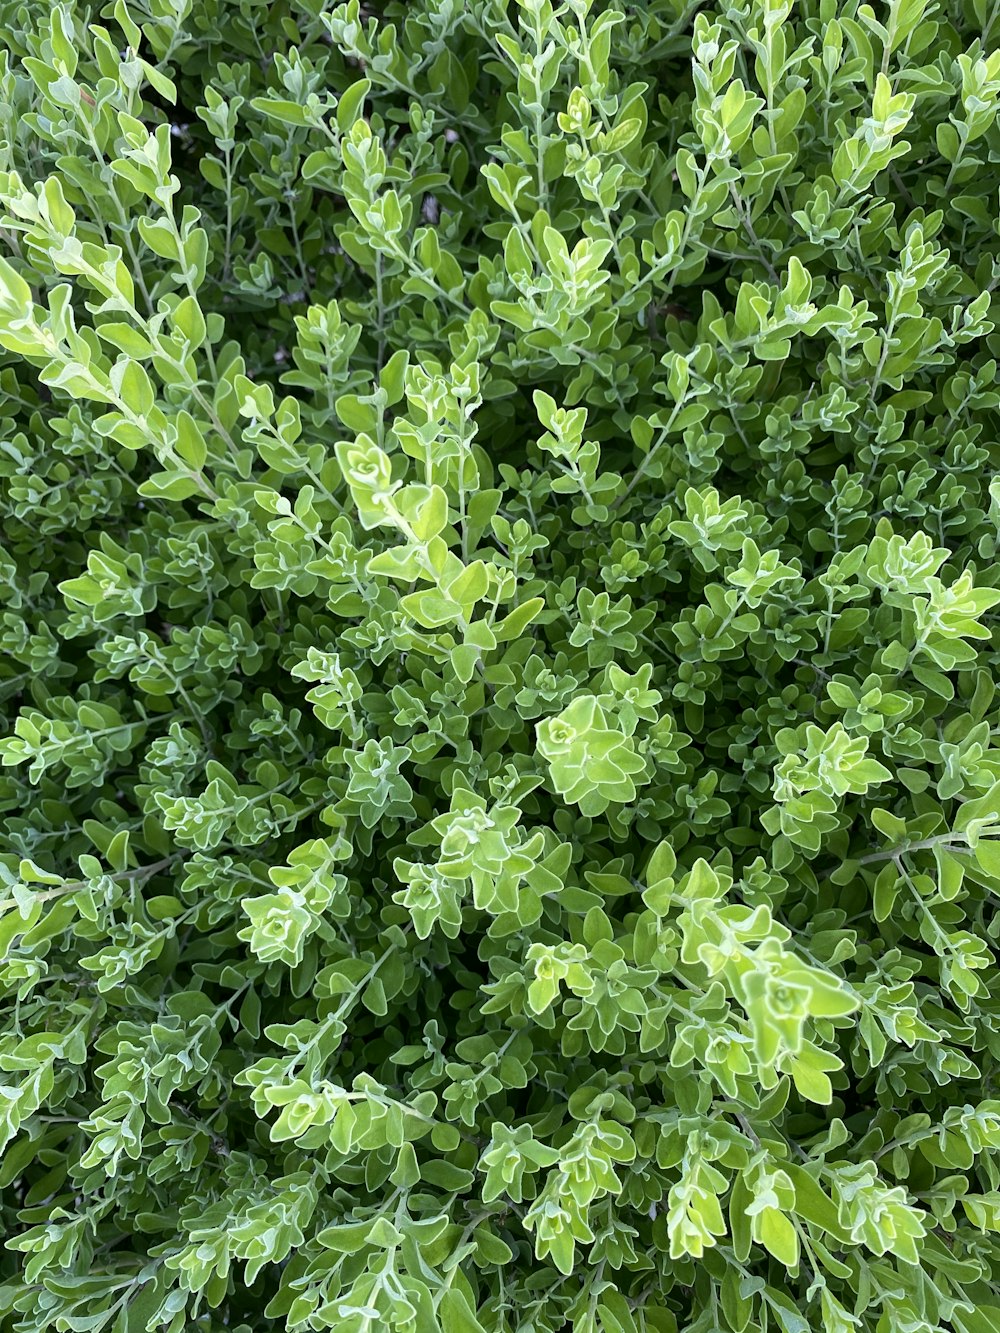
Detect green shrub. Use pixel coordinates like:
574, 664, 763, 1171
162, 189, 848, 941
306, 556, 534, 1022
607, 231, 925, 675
5, 0, 1000, 1329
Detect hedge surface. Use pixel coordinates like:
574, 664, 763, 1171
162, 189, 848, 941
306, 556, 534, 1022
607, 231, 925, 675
3, 0, 1000, 1330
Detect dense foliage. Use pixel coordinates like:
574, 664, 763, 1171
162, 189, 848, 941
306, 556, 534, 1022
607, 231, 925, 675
6, 0, 1000, 1329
